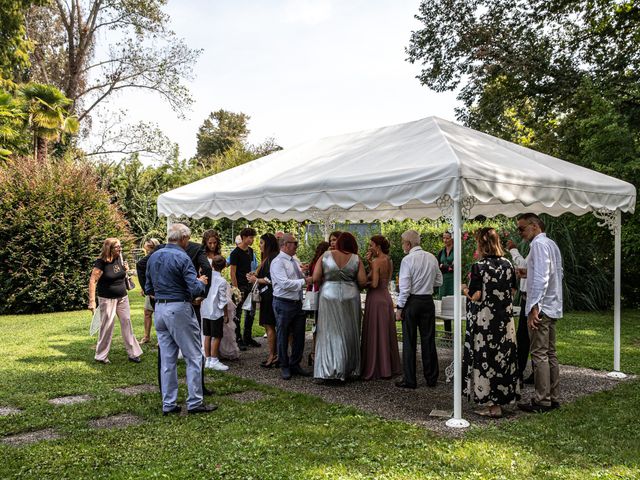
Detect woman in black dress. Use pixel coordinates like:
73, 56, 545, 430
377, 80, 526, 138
462, 227, 519, 418
247, 233, 280, 367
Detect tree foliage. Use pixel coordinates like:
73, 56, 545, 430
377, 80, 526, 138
0, 156, 131, 313
196, 110, 251, 160
407, 0, 640, 307
25, 0, 201, 123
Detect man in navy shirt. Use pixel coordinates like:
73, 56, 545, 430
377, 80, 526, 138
145, 223, 215, 415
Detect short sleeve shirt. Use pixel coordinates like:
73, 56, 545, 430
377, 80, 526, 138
229, 246, 253, 289
94, 258, 127, 298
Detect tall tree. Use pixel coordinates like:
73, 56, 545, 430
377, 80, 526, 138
196, 109, 251, 160
406, 0, 640, 307
24, 0, 201, 123
0, 0, 45, 80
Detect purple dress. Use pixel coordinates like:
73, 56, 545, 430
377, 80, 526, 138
361, 267, 401, 380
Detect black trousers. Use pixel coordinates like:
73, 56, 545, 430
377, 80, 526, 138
516, 293, 531, 380
401, 294, 439, 386
234, 286, 255, 343
157, 303, 207, 393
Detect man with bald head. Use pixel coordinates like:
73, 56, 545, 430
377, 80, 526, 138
270, 233, 313, 380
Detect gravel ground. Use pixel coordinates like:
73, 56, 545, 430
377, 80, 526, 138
225, 334, 634, 437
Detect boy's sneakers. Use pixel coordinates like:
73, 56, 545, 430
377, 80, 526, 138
210, 358, 229, 371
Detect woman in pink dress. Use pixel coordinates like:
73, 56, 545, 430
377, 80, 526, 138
361, 235, 401, 380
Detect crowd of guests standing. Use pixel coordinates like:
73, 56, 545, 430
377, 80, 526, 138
88, 212, 563, 418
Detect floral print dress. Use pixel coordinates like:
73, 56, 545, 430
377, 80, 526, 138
463, 255, 520, 406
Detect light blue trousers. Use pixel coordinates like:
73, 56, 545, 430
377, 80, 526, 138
154, 302, 204, 411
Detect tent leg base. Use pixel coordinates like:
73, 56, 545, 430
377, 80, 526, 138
446, 418, 470, 429
607, 371, 627, 380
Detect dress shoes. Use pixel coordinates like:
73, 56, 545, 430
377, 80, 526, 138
187, 404, 218, 414
550, 400, 561, 409
395, 380, 417, 389
128, 356, 141, 363
290, 365, 311, 377
245, 338, 261, 348
162, 405, 182, 416
95, 358, 110, 364
237, 340, 248, 352
281, 367, 292, 380
517, 399, 552, 413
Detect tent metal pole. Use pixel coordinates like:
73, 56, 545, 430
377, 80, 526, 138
446, 199, 470, 428
608, 209, 626, 379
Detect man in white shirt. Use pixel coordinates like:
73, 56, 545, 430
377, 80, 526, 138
395, 230, 443, 389
270, 233, 312, 380
507, 238, 534, 384
516, 213, 563, 413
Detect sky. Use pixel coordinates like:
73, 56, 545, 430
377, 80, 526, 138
105, 0, 460, 160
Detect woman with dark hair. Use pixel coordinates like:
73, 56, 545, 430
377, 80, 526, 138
306, 240, 330, 366
88, 238, 143, 364
462, 227, 519, 418
361, 235, 401, 380
436, 231, 455, 336
312, 232, 367, 381
247, 233, 280, 367
328, 231, 342, 251
202, 229, 222, 257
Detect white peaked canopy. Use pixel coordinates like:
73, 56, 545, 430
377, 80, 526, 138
158, 116, 636, 429
158, 117, 635, 221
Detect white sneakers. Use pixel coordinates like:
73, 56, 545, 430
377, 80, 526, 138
205, 357, 229, 371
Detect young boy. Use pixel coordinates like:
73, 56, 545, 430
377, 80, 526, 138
201, 255, 230, 371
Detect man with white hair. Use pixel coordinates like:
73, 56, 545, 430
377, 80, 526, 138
145, 223, 215, 415
395, 229, 443, 389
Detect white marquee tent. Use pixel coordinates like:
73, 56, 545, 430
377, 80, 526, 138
158, 116, 636, 428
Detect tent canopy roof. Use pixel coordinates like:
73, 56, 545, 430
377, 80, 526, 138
157, 117, 636, 222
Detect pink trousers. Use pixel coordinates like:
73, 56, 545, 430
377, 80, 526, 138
95, 296, 143, 361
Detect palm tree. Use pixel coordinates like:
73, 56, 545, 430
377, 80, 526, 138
19, 83, 79, 161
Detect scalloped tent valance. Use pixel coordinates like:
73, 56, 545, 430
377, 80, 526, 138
157, 116, 636, 221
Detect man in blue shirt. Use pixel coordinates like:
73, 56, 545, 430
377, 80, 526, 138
145, 223, 215, 415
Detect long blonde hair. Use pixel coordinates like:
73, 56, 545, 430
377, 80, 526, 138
475, 228, 504, 258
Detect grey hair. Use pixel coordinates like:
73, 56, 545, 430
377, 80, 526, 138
167, 223, 191, 243
401, 229, 421, 248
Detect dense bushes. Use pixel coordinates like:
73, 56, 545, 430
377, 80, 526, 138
0, 157, 131, 313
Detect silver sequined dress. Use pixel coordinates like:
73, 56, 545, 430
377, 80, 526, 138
313, 251, 361, 380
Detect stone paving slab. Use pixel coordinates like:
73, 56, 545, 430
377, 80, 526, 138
2, 429, 61, 446
88, 413, 144, 429
228, 390, 269, 404
0, 407, 22, 416
114, 384, 157, 396
48, 394, 93, 406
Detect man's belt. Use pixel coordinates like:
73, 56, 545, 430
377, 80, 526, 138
273, 296, 302, 304
156, 299, 190, 304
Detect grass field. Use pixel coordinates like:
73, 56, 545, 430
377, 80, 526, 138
0, 294, 638, 479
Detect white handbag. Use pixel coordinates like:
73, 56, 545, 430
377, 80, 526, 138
90, 306, 102, 336
241, 289, 253, 311
302, 290, 318, 311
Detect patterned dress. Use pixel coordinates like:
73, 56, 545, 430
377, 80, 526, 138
463, 255, 520, 406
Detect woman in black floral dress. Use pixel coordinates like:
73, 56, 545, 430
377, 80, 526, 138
462, 227, 520, 418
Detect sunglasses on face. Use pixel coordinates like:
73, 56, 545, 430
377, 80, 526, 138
517, 224, 531, 232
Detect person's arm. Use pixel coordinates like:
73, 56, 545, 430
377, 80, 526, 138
216, 281, 228, 312
88, 267, 103, 313
356, 256, 367, 288
182, 257, 207, 298
369, 258, 380, 289
396, 257, 410, 321
433, 256, 443, 288
508, 241, 527, 269
311, 255, 324, 285
271, 258, 306, 292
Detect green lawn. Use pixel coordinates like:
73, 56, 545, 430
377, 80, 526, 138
0, 295, 639, 479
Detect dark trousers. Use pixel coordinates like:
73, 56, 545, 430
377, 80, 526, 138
272, 297, 306, 369
401, 294, 439, 386
157, 303, 207, 393
516, 294, 531, 380
234, 286, 256, 343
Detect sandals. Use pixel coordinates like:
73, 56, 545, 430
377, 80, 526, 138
260, 357, 279, 369
473, 407, 503, 418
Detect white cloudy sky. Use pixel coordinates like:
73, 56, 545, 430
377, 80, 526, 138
106, 0, 459, 159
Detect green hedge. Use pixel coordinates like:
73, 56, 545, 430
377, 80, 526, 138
0, 157, 131, 314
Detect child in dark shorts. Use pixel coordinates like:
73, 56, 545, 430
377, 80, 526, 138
201, 255, 230, 371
